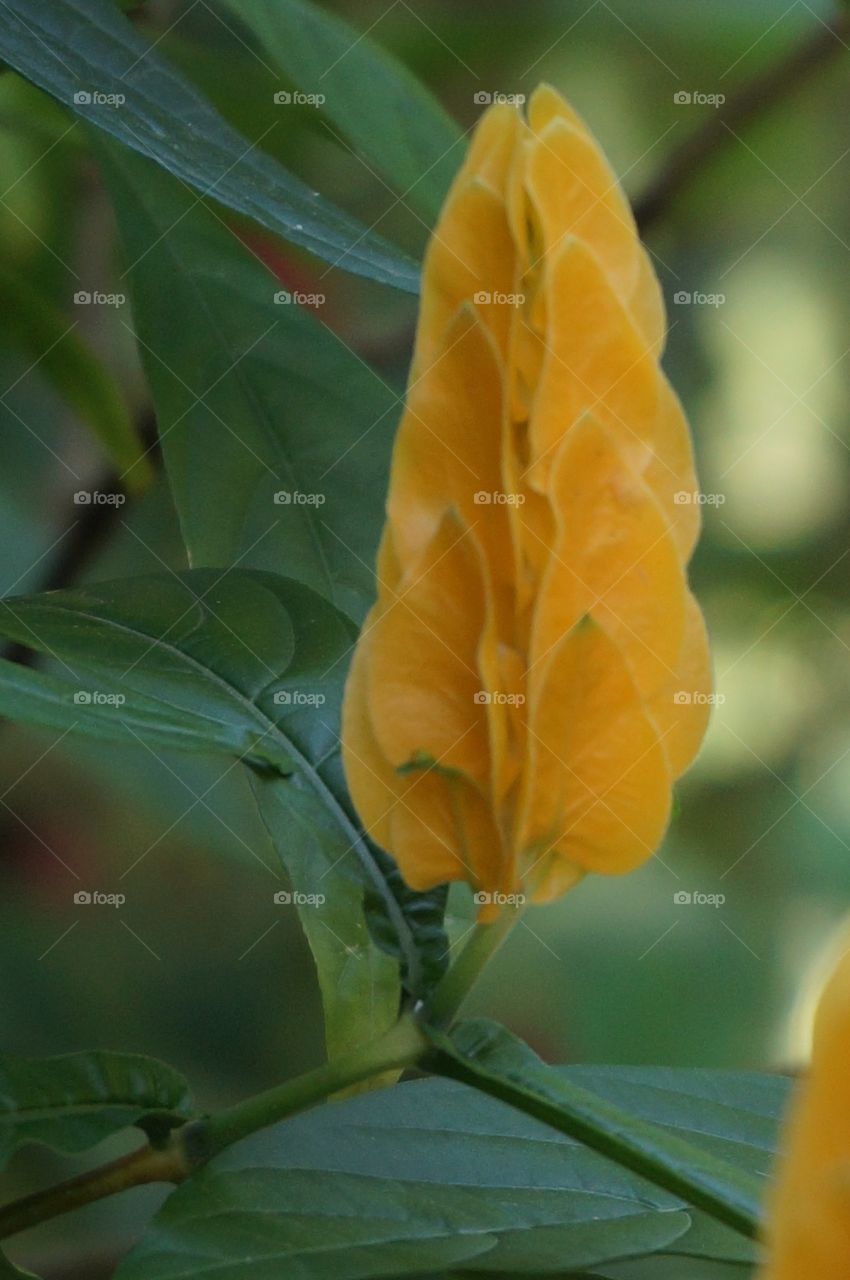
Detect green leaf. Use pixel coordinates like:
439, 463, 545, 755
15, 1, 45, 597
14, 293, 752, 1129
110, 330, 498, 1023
364, 848, 450, 1000
0, 264, 152, 490
116, 1063, 786, 1278
113, 1076, 695, 1279
0, 0, 419, 293
247, 773, 400, 1059
426, 1021, 769, 1241
218, 0, 464, 224
0, 1253, 40, 1279
0, 570, 404, 1055
0, 1050, 193, 1169
93, 136, 400, 622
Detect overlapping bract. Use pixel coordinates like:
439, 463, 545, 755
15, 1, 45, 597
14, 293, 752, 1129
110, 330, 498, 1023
759, 942, 850, 1278
342, 85, 711, 909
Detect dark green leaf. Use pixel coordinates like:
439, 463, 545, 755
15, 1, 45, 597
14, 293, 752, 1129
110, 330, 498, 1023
364, 848, 450, 1001
0, 0, 419, 292
248, 772, 400, 1058
113, 1076, 694, 1279
426, 1021, 770, 1241
218, 0, 465, 223
0, 570, 403, 1054
94, 136, 401, 622
0, 1050, 193, 1168
0, 264, 151, 490
0, 1253, 40, 1278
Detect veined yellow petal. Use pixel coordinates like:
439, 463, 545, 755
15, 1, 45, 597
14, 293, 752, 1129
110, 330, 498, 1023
518, 616, 672, 878
759, 940, 850, 1279
656, 592, 712, 778
387, 306, 513, 626
341, 626, 396, 852
525, 116, 640, 307
526, 84, 662, 348
532, 415, 687, 714
651, 380, 701, 561
528, 238, 661, 488
367, 512, 491, 789
388, 766, 506, 897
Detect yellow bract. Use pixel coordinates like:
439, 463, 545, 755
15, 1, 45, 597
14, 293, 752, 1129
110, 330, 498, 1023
342, 85, 711, 911
759, 943, 850, 1278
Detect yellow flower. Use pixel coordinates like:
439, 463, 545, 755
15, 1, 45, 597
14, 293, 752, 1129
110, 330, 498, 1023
759, 943, 850, 1278
342, 85, 711, 911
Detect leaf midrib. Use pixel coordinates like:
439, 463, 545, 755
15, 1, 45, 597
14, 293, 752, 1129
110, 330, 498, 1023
15, 588, 411, 960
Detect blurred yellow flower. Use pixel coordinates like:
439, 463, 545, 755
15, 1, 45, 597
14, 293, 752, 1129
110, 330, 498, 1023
342, 85, 711, 911
759, 942, 850, 1278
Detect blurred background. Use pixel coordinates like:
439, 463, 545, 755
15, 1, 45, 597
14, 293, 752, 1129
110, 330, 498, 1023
2, 0, 850, 1272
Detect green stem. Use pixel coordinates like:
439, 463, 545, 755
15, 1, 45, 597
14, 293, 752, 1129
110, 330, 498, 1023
0, 1137, 191, 1241
425, 1024, 762, 1240
427, 904, 523, 1027
197, 1014, 426, 1158
0, 1015, 427, 1241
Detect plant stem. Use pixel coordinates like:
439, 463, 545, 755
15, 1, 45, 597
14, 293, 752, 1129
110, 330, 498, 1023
0, 1015, 427, 1241
197, 1014, 426, 1158
427, 904, 522, 1027
635, 8, 850, 232
425, 1025, 762, 1240
0, 1138, 191, 1241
